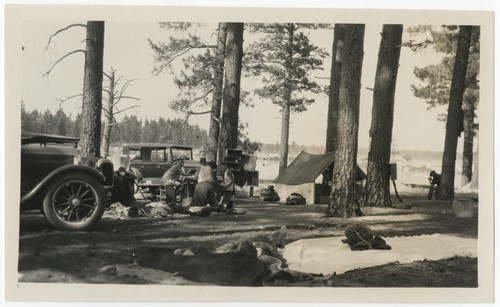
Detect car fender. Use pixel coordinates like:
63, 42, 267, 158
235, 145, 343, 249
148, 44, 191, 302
21, 165, 106, 205
130, 167, 143, 182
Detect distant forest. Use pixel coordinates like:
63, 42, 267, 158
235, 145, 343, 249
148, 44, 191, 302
21, 106, 208, 148
21, 106, 450, 161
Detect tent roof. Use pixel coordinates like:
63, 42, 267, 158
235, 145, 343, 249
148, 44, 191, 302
275, 151, 366, 185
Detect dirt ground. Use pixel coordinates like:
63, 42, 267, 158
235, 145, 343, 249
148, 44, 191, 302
17, 191, 478, 287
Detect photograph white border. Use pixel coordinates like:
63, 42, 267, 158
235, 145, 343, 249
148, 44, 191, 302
3, 3, 496, 303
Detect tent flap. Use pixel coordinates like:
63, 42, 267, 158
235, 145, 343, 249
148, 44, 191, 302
275, 151, 366, 185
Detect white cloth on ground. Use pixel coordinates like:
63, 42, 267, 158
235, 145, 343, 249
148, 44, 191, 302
282, 234, 477, 275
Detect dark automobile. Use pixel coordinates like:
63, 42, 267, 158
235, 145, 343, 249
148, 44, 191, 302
122, 143, 200, 191
21, 132, 135, 231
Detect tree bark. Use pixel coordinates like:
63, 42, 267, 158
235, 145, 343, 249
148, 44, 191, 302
102, 69, 115, 157
470, 143, 478, 189
278, 23, 295, 173
437, 25, 472, 200
326, 24, 365, 218
218, 23, 244, 163
461, 96, 475, 186
279, 102, 290, 172
325, 26, 343, 153
207, 23, 227, 162
364, 25, 403, 207
80, 21, 104, 157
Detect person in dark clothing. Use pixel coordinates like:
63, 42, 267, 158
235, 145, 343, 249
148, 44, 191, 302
192, 181, 219, 207
428, 170, 441, 200
190, 181, 222, 217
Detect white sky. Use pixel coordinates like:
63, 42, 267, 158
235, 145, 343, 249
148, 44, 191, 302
18, 20, 454, 152
10, 0, 490, 154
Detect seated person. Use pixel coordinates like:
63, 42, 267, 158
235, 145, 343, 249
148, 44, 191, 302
428, 170, 441, 200
190, 180, 224, 217
197, 159, 216, 184
161, 158, 187, 202
219, 161, 235, 210
190, 157, 207, 180
182, 157, 209, 197
162, 157, 186, 186
192, 181, 219, 207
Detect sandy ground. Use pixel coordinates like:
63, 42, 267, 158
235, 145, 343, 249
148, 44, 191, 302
17, 190, 478, 287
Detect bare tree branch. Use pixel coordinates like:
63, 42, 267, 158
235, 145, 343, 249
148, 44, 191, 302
57, 93, 82, 108
103, 70, 112, 80
114, 105, 140, 115
45, 24, 86, 50
113, 78, 139, 103
44, 50, 86, 76
115, 95, 140, 101
184, 109, 212, 123
113, 95, 140, 106
102, 107, 113, 120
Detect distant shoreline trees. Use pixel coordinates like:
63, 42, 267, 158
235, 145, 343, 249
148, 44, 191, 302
21, 105, 209, 150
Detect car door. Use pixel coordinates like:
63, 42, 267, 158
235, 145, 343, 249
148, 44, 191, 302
136, 147, 162, 179
152, 147, 170, 178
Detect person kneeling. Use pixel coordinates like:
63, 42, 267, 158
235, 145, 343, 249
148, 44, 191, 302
190, 181, 222, 217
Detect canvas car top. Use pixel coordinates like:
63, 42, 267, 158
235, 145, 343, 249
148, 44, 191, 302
123, 143, 193, 151
21, 131, 79, 145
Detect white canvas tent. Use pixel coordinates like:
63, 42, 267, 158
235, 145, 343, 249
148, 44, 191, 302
274, 151, 366, 204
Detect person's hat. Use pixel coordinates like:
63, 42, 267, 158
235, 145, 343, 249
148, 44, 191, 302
200, 157, 207, 163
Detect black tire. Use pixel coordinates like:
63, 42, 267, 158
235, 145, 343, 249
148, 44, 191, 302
43, 173, 106, 231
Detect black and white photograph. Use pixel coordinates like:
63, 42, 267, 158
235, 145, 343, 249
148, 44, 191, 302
3, 2, 495, 304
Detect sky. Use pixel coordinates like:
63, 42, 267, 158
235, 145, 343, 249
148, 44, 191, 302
16, 13, 471, 153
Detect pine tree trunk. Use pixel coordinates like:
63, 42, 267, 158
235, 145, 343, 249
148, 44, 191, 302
364, 25, 403, 207
279, 103, 290, 172
461, 97, 475, 186
102, 69, 115, 157
278, 24, 295, 172
218, 23, 244, 163
326, 24, 365, 218
325, 25, 343, 153
207, 23, 227, 162
80, 21, 104, 157
470, 144, 478, 189
437, 25, 472, 200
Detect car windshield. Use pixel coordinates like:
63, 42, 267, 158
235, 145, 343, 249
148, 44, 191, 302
172, 148, 192, 160
136, 147, 168, 162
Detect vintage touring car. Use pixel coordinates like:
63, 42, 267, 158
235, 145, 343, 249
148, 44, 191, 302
21, 132, 136, 230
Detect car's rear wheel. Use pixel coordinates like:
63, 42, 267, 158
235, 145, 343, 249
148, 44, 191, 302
43, 173, 105, 231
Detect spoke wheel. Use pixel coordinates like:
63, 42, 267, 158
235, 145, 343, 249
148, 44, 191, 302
43, 173, 105, 231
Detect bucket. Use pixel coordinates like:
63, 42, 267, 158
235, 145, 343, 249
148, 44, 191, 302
452, 198, 474, 218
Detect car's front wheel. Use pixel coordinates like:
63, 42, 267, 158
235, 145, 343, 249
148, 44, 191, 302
43, 173, 105, 231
